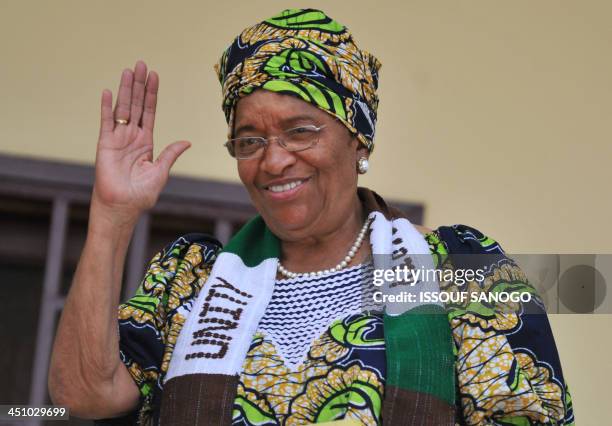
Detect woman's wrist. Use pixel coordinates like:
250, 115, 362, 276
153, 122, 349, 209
88, 192, 141, 236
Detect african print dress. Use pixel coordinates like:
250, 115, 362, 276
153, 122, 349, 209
233, 262, 383, 424
95, 225, 574, 425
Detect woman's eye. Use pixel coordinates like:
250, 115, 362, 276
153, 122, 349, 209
239, 138, 260, 147
288, 126, 316, 135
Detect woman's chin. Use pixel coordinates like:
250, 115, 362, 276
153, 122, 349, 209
264, 209, 314, 237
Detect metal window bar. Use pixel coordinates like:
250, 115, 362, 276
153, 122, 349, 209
124, 213, 151, 299
27, 196, 69, 426
214, 219, 233, 246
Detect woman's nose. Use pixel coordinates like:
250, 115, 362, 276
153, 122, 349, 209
259, 138, 297, 175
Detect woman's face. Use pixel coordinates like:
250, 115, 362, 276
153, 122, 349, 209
233, 90, 368, 241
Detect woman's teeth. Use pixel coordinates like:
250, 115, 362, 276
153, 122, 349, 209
268, 180, 304, 193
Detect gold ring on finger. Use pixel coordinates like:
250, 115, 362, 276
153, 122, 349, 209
115, 118, 129, 125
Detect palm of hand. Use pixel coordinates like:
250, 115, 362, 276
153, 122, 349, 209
93, 61, 191, 217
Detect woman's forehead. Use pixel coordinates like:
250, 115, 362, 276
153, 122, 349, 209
233, 90, 327, 128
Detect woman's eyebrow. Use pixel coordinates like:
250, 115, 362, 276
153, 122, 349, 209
281, 114, 319, 126
234, 123, 257, 136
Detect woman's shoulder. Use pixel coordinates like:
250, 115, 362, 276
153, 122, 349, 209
154, 232, 223, 266
417, 223, 505, 255
414, 224, 434, 236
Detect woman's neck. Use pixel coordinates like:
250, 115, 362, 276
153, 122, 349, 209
278, 197, 371, 275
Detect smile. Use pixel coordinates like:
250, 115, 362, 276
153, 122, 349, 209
266, 179, 306, 193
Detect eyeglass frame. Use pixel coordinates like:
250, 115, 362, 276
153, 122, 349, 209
223, 117, 343, 160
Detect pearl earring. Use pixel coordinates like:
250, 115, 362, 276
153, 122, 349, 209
357, 157, 369, 174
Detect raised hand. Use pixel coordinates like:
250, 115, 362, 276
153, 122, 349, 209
92, 60, 191, 224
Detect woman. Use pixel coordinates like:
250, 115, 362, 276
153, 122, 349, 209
49, 8, 574, 426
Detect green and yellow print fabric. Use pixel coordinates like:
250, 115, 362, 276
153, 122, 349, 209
233, 313, 386, 425
214, 8, 382, 151
116, 234, 220, 425
434, 225, 575, 425
109, 226, 574, 425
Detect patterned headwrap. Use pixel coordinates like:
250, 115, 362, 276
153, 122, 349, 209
214, 8, 382, 152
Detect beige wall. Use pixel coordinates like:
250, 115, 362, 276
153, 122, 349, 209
1, 0, 610, 423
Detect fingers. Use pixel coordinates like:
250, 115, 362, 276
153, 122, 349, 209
141, 71, 159, 132
155, 141, 191, 174
130, 61, 147, 126
100, 89, 114, 137
108, 61, 158, 133
113, 69, 133, 124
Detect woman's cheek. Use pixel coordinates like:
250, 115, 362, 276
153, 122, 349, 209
237, 162, 256, 188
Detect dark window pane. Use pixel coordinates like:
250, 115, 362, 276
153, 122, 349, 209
0, 261, 44, 404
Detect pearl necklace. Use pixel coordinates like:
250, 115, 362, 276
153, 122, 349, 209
277, 218, 372, 279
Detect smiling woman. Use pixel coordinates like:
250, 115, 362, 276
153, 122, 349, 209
233, 90, 368, 248
48, 8, 574, 426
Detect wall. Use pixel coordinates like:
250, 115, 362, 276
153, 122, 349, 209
1, 0, 610, 423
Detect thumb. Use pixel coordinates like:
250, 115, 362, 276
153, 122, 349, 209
155, 140, 191, 174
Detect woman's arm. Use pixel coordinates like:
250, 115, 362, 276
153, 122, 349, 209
48, 60, 191, 419
48, 199, 140, 419
436, 224, 575, 425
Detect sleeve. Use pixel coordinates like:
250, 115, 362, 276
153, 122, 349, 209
436, 224, 575, 426
94, 233, 221, 425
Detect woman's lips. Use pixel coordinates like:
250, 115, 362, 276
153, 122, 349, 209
263, 178, 309, 201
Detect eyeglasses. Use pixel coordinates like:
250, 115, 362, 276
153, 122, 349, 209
224, 120, 338, 160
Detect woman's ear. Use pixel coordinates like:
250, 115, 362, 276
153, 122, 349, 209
355, 142, 369, 160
